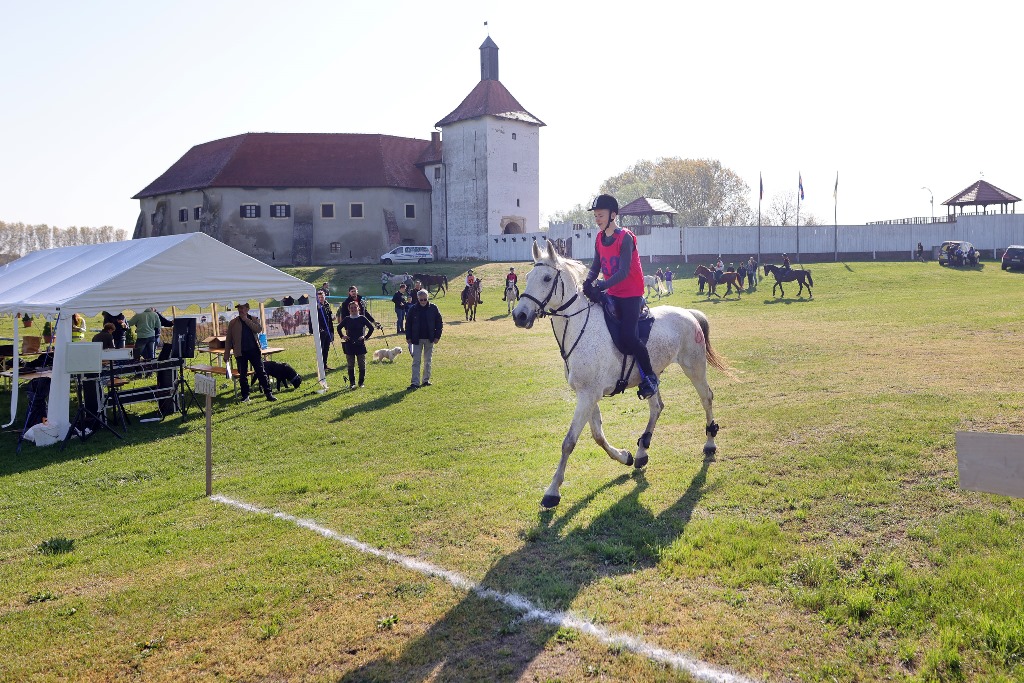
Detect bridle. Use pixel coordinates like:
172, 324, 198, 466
519, 261, 593, 363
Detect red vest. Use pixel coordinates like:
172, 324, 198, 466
595, 228, 644, 297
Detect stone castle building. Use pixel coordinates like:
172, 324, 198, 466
132, 37, 543, 264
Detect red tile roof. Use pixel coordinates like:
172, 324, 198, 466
435, 79, 545, 128
134, 133, 434, 199
942, 180, 1021, 206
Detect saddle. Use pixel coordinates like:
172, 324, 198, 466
600, 297, 655, 396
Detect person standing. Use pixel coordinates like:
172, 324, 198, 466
101, 311, 128, 348
581, 194, 659, 399
92, 323, 116, 349
313, 290, 335, 370
338, 286, 383, 332
405, 288, 443, 390
664, 267, 674, 295
225, 302, 276, 403
320, 282, 331, 298
392, 283, 408, 333
916, 242, 925, 262
127, 307, 160, 361
71, 313, 87, 341
339, 301, 375, 389
747, 257, 757, 288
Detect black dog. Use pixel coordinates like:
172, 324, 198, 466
263, 360, 302, 391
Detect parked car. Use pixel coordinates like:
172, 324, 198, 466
1002, 245, 1024, 271
380, 245, 434, 265
938, 240, 978, 266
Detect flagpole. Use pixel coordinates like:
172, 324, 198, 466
796, 172, 801, 263
833, 171, 838, 262
757, 172, 762, 263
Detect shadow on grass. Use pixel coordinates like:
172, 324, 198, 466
331, 390, 408, 423
342, 457, 715, 681
762, 297, 810, 305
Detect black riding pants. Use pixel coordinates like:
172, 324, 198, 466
611, 295, 655, 378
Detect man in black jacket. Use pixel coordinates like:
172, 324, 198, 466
404, 288, 443, 389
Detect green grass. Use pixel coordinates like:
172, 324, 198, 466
2, 259, 1024, 681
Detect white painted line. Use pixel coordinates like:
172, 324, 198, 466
211, 494, 757, 683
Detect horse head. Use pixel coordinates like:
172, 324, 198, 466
513, 240, 585, 329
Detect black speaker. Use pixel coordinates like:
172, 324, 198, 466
171, 318, 196, 358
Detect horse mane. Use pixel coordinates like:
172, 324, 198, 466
544, 250, 589, 288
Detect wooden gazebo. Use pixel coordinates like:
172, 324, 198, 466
618, 197, 678, 235
942, 180, 1020, 216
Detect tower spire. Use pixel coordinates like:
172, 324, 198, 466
480, 36, 498, 81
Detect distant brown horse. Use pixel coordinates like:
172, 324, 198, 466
763, 264, 814, 298
462, 279, 481, 320
694, 265, 744, 297
413, 273, 448, 297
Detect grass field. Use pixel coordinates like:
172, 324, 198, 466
2, 258, 1023, 682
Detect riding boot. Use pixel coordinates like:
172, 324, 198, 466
637, 369, 660, 400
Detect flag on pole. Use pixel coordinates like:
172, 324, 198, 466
833, 172, 838, 201
759, 173, 763, 201
799, 173, 805, 201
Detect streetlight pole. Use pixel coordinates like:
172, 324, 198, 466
921, 186, 934, 220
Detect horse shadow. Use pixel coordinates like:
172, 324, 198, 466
341, 458, 715, 681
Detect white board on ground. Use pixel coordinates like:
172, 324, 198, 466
956, 431, 1024, 499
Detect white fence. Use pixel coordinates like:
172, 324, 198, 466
488, 215, 1024, 262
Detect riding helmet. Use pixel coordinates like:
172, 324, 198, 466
589, 194, 619, 213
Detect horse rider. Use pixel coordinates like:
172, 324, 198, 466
502, 267, 519, 301
581, 193, 659, 400
782, 253, 792, 271
463, 269, 482, 304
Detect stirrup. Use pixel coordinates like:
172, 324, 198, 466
637, 376, 659, 400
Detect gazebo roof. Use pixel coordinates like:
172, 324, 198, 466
619, 196, 678, 216
942, 180, 1020, 207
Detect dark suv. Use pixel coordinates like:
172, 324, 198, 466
1002, 245, 1024, 271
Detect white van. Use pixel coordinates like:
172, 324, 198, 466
380, 245, 434, 265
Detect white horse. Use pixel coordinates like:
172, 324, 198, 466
505, 279, 519, 314
643, 274, 664, 299
381, 272, 412, 295
512, 240, 731, 508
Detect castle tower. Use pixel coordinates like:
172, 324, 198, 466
430, 37, 545, 259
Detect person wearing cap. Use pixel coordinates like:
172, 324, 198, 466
503, 266, 519, 302
225, 302, 276, 403
581, 194, 660, 400
405, 287, 443, 390
464, 270, 482, 304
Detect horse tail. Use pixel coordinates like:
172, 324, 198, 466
691, 310, 740, 381
806, 270, 813, 286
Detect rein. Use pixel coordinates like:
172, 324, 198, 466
521, 261, 593, 364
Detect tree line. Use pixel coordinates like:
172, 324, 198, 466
549, 158, 819, 228
0, 221, 129, 265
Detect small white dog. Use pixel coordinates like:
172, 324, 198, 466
372, 347, 403, 363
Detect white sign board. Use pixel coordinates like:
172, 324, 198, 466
194, 373, 217, 397
956, 431, 1024, 499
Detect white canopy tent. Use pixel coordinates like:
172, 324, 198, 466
0, 233, 326, 445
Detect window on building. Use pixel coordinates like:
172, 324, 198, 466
330, 242, 342, 253
434, 167, 441, 180
350, 203, 364, 219
271, 203, 291, 218
178, 208, 188, 222
240, 204, 260, 219
321, 203, 335, 219
405, 204, 415, 219
194, 207, 202, 221
513, 163, 518, 172
512, 133, 517, 140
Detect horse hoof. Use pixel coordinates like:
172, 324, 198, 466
540, 494, 561, 509
703, 445, 717, 456
634, 454, 648, 469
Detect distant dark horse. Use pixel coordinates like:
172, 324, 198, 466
763, 264, 814, 298
694, 265, 744, 298
414, 273, 448, 297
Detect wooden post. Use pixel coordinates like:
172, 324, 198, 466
205, 394, 212, 496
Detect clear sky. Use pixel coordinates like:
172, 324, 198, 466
4, 0, 1022, 233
